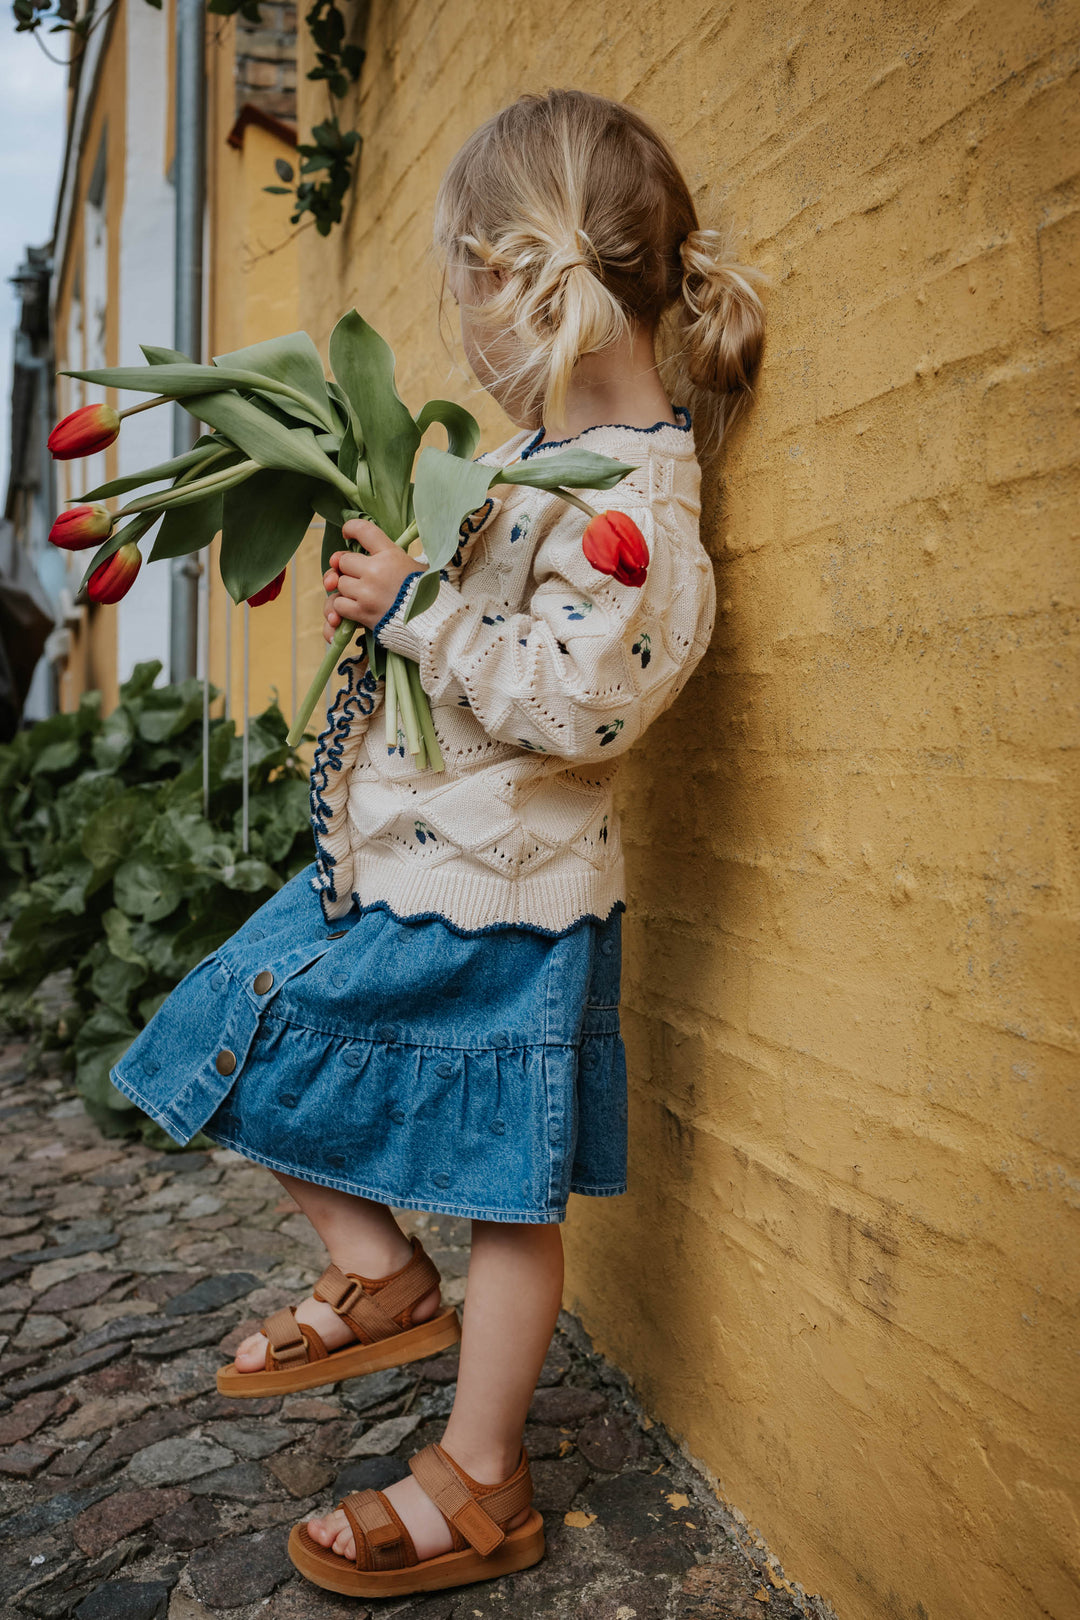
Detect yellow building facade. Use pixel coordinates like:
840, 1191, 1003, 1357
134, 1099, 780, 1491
40, 1, 1080, 1616
287, 4, 1078, 1618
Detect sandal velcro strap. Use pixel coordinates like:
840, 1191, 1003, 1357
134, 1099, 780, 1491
313, 1239, 442, 1346
409, 1442, 531, 1558
340, 1489, 415, 1571
263, 1308, 309, 1369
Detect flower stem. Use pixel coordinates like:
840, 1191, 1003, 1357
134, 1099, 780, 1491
118, 394, 172, 420
551, 487, 599, 520
384, 651, 399, 751
286, 620, 356, 747
406, 654, 443, 772
393, 652, 424, 759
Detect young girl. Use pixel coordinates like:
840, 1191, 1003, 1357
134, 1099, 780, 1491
110, 87, 764, 1598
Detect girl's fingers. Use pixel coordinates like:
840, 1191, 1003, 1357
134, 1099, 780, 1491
331, 594, 367, 622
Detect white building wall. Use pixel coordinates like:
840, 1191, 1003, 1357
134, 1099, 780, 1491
114, 0, 174, 689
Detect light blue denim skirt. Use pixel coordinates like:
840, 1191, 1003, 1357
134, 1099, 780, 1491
109, 861, 628, 1224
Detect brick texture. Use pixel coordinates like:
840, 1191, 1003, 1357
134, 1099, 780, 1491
292, 5, 1080, 1618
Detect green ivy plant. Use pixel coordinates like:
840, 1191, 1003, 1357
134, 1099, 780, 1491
0, 661, 314, 1147
13, 0, 365, 239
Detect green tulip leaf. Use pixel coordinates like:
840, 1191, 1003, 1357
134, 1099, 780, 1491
328, 310, 419, 538
214, 330, 338, 432
219, 469, 324, 604
141, 344, 190, 364
416, 399, 481, 462
491, 449, 636, 491
411, 445, 495, 574
64, 360, 336, 433
80, 440, 224, 502
150, 491, 224, 562
180, 390, 355, 499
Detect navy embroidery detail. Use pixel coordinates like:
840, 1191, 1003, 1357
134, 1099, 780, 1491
561, 600, 593, 620
509, 512, 532, 543
631, 631, 652, 669
373, 571, 421, 645
595, 719, 625, 746
309, 653, 379, 923
517, 737, 547, 752
414, 819, 438, 845
481, 613, 505, 625
340, 895, 626, 941
519, 404, 692, 459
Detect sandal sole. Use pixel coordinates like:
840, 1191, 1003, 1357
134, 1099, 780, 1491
215, 1305, 462, 1396
288, 1510, 546, 1596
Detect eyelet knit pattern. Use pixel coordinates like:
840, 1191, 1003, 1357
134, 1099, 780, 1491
308, 416, 716, 934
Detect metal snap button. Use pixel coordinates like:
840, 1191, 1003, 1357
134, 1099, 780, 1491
388, 1106, 406, 1124
432, 1172, 451, 1188
215, 1049, 237, 1076
601, 939, 615, 956
434, 1062, 456, 1079
253, 971, 274, 995
376, 1024, 396, 1042
491, 1030, 511, 1047
327, 930, 347, 940
279, 1093, 298, 1108
342, 1050, 363, 1069
490, 1119, 507, 1136
210, 971, 227, 992
143, 1058, 160, 1076
332, 971, 348, 988
327, 1152, 346, 1168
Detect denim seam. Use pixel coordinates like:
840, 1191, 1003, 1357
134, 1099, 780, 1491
254, 1003, 583, 1050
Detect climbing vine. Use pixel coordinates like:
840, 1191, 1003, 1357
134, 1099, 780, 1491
13, 0, 364, 238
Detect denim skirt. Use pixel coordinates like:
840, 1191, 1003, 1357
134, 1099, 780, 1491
109, 861, 628, 1224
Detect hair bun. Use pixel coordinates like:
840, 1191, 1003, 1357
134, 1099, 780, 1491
675, 225, 768, 420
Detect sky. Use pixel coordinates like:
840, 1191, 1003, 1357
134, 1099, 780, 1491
1, 10, 68, 489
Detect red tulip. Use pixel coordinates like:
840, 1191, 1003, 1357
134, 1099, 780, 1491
87, 541, 142, 604
582, 511, 650, 587
47, 403, 121, 460
48, 504, 113, 551
246, 568, 287, 608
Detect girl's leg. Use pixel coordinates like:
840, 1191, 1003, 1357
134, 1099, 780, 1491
306, 1218, 564, 1561
233, 1171, 440, 1371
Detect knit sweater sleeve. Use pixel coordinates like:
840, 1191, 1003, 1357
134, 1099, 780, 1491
372, 487, 716, 764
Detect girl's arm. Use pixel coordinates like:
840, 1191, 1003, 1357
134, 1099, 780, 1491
371, 491, 716, 764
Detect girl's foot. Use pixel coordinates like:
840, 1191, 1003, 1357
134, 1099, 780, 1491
233, 1254, 441, 1372
304, 1451, 531, 1563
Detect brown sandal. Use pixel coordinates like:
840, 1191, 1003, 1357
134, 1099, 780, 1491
216, 1235, 461, 1396
288, 1440, 545, 1596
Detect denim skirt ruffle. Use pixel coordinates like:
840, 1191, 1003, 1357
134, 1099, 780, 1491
109, 861, 628, 1224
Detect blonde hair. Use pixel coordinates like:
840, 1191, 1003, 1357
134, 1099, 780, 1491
434, 88, 768, 453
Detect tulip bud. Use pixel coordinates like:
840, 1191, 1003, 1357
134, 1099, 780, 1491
47, 404, 122, 461
48, 504, 113, 551
87, 541, 142, 605
246, 567, 287, 608
582, 511, 649, 587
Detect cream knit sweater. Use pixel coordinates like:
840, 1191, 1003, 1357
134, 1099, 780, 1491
309, 408, 715, 935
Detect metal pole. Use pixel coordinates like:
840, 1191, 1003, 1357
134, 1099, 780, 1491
168, 0, 205, 683
199, 556, 210, 816
241, 601, 250, 854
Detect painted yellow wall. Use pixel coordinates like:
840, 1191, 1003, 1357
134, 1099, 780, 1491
51, 1, 127, 715
291, 4, 1080, 1618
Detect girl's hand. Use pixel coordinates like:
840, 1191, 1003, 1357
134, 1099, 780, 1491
322, 519, 425, 643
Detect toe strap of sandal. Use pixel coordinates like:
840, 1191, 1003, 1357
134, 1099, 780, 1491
262, 1308, 329, 1371
339, 1489, 416, 1571
408, 1442, 533, 1557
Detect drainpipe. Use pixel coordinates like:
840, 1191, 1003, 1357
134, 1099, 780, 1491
168, 0, 206, 682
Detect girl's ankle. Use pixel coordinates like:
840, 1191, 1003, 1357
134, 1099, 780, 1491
438, 1434, 523, 1486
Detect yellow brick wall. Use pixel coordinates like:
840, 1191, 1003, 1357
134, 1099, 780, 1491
290, 4, 1080, 1616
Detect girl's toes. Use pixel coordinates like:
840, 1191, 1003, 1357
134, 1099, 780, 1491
309, 1508, 348, 1547
231, 1332, 268, 1371
332, 1524, 357, 1560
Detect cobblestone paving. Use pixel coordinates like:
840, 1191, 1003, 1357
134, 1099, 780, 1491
0, 1040, 829, 1620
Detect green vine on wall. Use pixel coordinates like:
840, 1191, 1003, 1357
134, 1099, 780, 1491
13, 0, 364, 238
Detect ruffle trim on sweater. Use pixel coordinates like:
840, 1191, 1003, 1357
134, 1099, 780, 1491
326, 893, 626, 941
519, 405, 693, 459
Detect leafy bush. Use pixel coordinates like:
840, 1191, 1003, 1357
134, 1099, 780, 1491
0, 660, 313, 1144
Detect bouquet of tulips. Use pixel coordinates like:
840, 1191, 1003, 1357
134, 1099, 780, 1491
47, 311, 650, 769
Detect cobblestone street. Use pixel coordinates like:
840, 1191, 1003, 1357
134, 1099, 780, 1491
0, 1040, 821, 1620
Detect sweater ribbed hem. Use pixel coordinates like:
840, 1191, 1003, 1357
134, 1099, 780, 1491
375, 572, 462, 665
346, 842, 626, 935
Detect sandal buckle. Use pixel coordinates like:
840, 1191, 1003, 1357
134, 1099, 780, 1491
272, 1333, 308, 1368
332, 1277, 366, 1318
